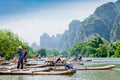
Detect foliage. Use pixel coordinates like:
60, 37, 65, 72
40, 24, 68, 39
46, 49, 60, 56
36, 48, 62, 57
96, 44, 108, 57
0, 29, 35, 59
114, 40, 120, 57
60, 50, 69, 56
37, 48, 46, 57
69, 35, 114, 57
25, 45, 36, 58
69, 42, 87, 56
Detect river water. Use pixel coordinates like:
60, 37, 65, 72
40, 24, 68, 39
0, 58, 120, 80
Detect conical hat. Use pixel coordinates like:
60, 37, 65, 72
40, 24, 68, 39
18, 46, 22, 49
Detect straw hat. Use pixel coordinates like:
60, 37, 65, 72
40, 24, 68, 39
18, 46, 22, 49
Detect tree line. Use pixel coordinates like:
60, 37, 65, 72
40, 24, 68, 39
69, 34, 120, 57
1, 29, 120, 59
0, 29, 35, 60
37, 34, 120, 58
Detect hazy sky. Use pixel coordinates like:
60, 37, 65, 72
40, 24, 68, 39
0, 0, 117, 46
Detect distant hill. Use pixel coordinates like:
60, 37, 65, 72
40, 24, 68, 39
40, 0, 120, 50
40, 33, 62, 49
31, 42, 39, 51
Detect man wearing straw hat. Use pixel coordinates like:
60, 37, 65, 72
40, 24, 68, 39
14, 46, 23, 69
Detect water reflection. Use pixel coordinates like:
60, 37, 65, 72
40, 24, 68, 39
0, 75, 24, 80
22, 75, 74, 80
73, 70, 120, 80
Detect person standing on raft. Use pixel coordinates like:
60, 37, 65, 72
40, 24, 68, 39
23, 48, 28, 65
13, 46, 23, 69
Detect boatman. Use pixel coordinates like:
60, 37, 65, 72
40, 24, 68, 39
13, 46, 23, 69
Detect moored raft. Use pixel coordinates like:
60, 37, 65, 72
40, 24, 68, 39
0, 61, 10, 65
32, 69, 76, 75
77, 65, 115, 70
0, 68, 76, 75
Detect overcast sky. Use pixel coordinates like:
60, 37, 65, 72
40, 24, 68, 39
0, 0, 117, 46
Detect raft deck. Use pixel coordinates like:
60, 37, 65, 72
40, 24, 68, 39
77, 65, 115, 70
0, 68, 76, 75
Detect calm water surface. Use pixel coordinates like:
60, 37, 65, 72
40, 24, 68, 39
0, 58, 120, 80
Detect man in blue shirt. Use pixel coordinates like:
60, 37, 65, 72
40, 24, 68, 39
16, 46, 23, 69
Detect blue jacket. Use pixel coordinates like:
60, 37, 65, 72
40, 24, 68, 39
16, 49, 23, 57
65, 64, 74, 69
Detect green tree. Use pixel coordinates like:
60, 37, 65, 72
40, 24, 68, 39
0, 29, 35, 59
107, 42, 116, 57
69, 42, 82, 56
69, 35, 109, 57
114, 40, 120, 57
37, 48, 46, 57
96, 44, 108, 57
61, 50, 68, 56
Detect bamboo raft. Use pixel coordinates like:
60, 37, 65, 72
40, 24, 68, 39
0, 64, 115, 75
25, 63, 64, 68
0, 61, 10, 65
77, 65, 115, 70
0, 68, 76, 75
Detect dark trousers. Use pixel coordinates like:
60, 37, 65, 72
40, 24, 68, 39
17, 57, 23, 69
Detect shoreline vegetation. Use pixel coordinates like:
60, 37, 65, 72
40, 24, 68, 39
0, 29, 120, 61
